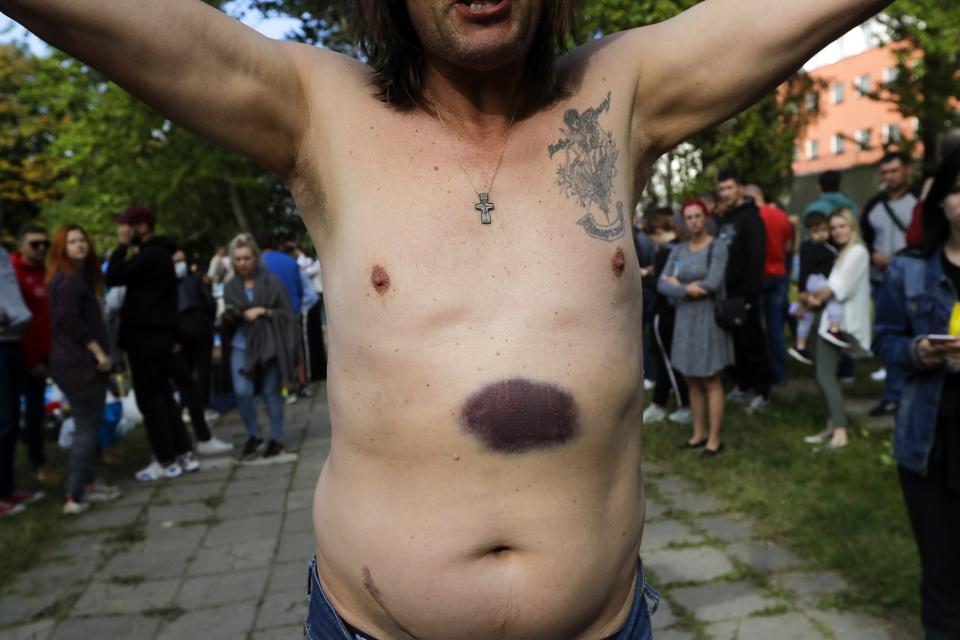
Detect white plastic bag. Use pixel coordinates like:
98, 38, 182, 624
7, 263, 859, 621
58, 417, 76, 449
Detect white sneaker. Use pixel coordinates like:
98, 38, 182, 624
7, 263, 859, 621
643, 379, 656, 391
135, 460, 166, 482
196, 436, 233, 455
164, 462, 184, 479
177, 452, 200, 473
181, 409, 191, 423
285, 394, 299, 405
642, 404, 667, 423
870, 367, 887, 382
85, 482, 121, 502
668, 408, 693, 424
62, 498, 90, 516
203, 409, 221, 424
726, 388, 752, 403
746, 395, 769, 414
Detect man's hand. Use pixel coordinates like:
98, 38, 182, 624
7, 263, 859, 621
117, 223, 134, 246
872, 251, 890, 270
916, 337, 960, 369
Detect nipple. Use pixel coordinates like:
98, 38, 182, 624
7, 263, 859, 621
612, 247, 626, 278
371, 265, 391, 295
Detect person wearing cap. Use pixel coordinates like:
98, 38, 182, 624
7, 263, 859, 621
105, 206, 198, 481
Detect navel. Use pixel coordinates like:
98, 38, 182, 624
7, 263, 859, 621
612, 247, 626, 277
371, 264, 391, 295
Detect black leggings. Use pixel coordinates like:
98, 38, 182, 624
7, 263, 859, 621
899, 439, 960, 639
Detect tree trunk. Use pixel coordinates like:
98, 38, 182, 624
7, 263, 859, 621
225, 176, 251, 232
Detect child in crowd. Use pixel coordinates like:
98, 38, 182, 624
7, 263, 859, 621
789, 211, 846, 364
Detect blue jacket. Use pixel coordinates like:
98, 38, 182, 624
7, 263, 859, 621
873, 250, 956, 475
263, 251, 304, 316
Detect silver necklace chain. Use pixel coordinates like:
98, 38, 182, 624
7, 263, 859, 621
425, 89, 519, 221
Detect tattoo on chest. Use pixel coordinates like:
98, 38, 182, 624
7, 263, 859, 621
548, 91, 625, 242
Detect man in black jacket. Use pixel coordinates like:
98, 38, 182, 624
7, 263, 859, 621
106, 206, 196, 481
716, 170, 773, 412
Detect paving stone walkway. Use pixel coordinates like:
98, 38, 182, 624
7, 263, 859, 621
0, 387, 329, 640
0, 381, 913, 639
640, 462, 913, 639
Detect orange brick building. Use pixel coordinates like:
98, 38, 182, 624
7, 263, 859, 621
793, 44, 916, 177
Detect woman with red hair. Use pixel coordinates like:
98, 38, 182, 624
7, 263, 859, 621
47, 225, 121, 515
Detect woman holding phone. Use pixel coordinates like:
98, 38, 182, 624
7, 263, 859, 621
874, 148, 960, 638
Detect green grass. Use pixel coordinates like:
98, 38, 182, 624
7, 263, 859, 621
0, 425, 155, 592
643, 359, 920, 618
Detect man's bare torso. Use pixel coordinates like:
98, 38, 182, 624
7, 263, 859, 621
296, 46, 653, 639
1, 0, 891, 636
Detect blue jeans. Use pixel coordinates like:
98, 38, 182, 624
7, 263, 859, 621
304, 556, 659, 639
230, 348, 284, 443
871, 283, 906, 404
762, 275, 789, 384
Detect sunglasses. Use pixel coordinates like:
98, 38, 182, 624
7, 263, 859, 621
29, 240, 51, 250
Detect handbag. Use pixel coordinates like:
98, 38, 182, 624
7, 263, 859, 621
715, 297, 749, 331
705, 240, 748, 330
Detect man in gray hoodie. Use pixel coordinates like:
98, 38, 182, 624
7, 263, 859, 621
0, 245, 41, 517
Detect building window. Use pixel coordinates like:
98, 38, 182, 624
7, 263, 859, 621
806, 91, 819, 111
882, 67, 899, 84
855, 129, 872, 150
831, 134, 846, 155
830, 83, 845, 105
854, 74, 872, 96
806, 139, 820, 160
882, 124, 902, 144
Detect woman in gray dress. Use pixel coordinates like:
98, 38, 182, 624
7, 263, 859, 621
657, 200, 734, 458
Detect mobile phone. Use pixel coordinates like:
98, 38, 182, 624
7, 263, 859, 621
927, 335, 958, 344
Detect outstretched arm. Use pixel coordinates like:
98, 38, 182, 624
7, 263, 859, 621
628, 0, 893, 154
0, 0, 314, 179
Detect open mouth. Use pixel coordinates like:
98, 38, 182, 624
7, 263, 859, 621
454, 0, 511, 20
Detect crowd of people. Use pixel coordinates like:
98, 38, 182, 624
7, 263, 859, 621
634, 143, 960, 636
1, 149, 957, 635
0, 207, 326, 517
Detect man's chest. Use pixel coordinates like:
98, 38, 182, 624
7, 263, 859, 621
293, 95, 651, 342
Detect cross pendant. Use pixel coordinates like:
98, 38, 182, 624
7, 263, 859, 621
475, 193, 494, 225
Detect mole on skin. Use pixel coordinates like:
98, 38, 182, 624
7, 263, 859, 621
612, 246, 626, 277
371, 265, 391, 294
460, 378, 580, 453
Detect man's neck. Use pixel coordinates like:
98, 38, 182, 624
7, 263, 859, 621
20, 253, 43, 268
887, 186, 910, 200
421, 57, 527, 142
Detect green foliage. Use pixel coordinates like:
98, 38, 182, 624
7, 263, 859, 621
31, 52, 295, 247
1, 2, 300, 248
0, 44, 62, 236
873, 3, 960, 175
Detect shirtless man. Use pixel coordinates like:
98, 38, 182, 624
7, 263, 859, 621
1, 1, 893, 637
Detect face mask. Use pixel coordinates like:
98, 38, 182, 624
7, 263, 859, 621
174, 261, 188, 279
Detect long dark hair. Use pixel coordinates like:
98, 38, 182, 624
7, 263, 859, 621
921, 148, 960, 257
353, 0, 582, 109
